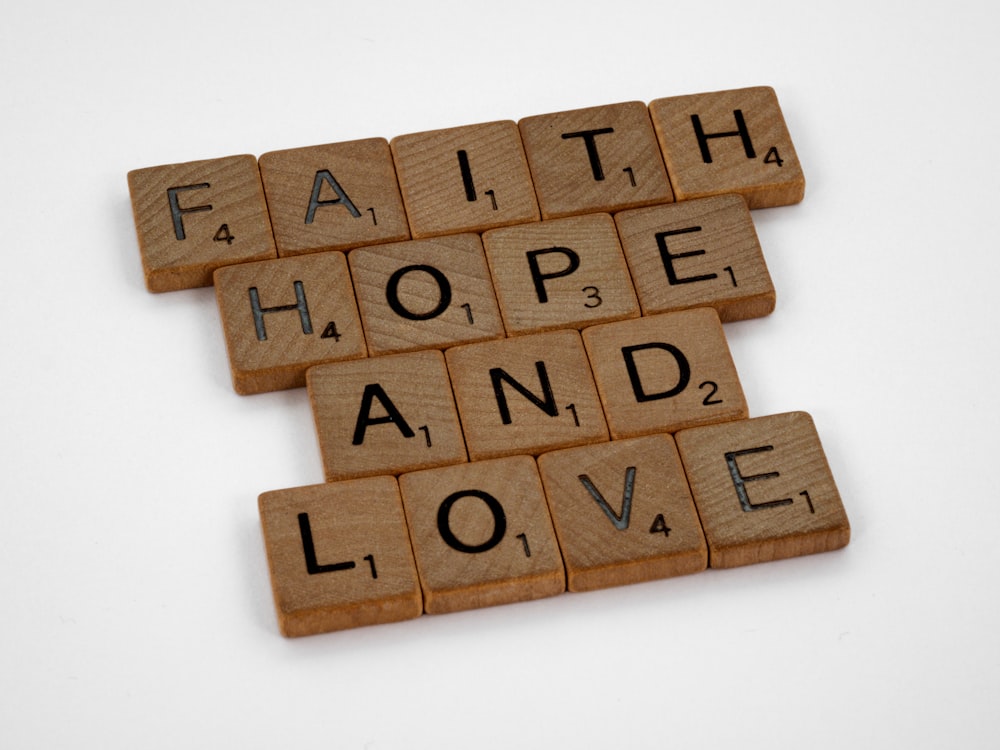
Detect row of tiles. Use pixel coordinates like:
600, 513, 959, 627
260, 412, 850, 637
216, 195, 774, 394
128, 86, 803, 292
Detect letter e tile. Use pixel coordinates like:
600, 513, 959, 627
258, 477, 422, 637
674, 412, 850, 569
398, 456, 565, 614
537, 434, 707, 592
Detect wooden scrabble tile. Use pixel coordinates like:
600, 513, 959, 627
445, 329, 608, 461
582, 308, 748, 439
398, 456, 565, 614
614, 194, 775, 322
648, 86, 805, 208
481, 213, 640, 335
214, 251, 367, 394
390, 120, 539, 238
127, 155, 277, 292
518, 101, 674, 219
258, 477, 423, 637
348, 233, 505, 355
675, 411, 850, 569
308, 349, 468, 481
258, 138, 410, 257
537, 434, 707, 592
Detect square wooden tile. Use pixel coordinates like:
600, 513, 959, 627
258, 477, 422, 637
348, 233, 505, 355
649, 87, 805, 208
481, 213, 640, 335
582, 308, 748, 439
675, 411, 850, 569
128, 154, 277, 292
398, 456, 565, 615
307, 349, 468, 481
537, 434, 707, 592
258, 138, 410, 257
614, 194, 775, 322
445, 329, 608, 461
214, 251, 367, 394
519, 101, 674, 219
390, 120, 539, 238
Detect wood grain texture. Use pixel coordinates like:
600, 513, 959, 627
214, 250, 367, 394
649, 86, 805, 208
519, 101, 674, 219
398, 456, 565, 615
258, 477, 422, 637
537, 434, 707, 592
614, 194, 775, 321
258, 138, 410, 257
308, 349, 468, 481
348, 233, 505, 355
481, 213, 640, 335
674, 411, 850, 569
582, 308, 748, 439
445, 329, 608, 461
127, 155, 276, 292
390, 120, 539, 238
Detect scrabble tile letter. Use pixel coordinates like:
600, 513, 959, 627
259, 477, 423, 636
308, 349, 467, 480
649, 87, 805, 208
675, 411, 850, 568
128, 155, 277, 292
537, 434, 707, 592
519, 101, 673, 219
398, 456, 565, 614
390, 121, 539, 238
582, 308, 748, 438
214, 251, 366, 394
258, 139, 410, 257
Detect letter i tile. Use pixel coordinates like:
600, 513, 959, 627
258, 477, 423, 637
398, 456, 565, 615
674, 412, 850, 569
537, 434, 707, 592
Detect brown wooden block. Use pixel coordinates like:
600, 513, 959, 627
614, 194, 775, 322
348, 233, 505, 355
537, 434, 707, 592
445, 329, 608, 461
582, 308, 748, 439
308, 349, 467, 481
649, 86, 805, 208
258, 138, 410, 257
519, 101, 674, 219
214, 251, 366, 394
481, 213, 640, 335
390, 120, 539, 238
675, 412, 850, 568
398, 456, 565, 614
258, 477, 423, 637
127, 155, 277, 292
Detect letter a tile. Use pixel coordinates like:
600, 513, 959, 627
128, 155, 277, 292
649, 87, 805, 209
398, 456, 565, 615
537, 434, 707, 592
259, 477, 423, 637
674, 412, 850, 569
308, 349, 468, 481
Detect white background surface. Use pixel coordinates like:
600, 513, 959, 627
3, 1, 997, 747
